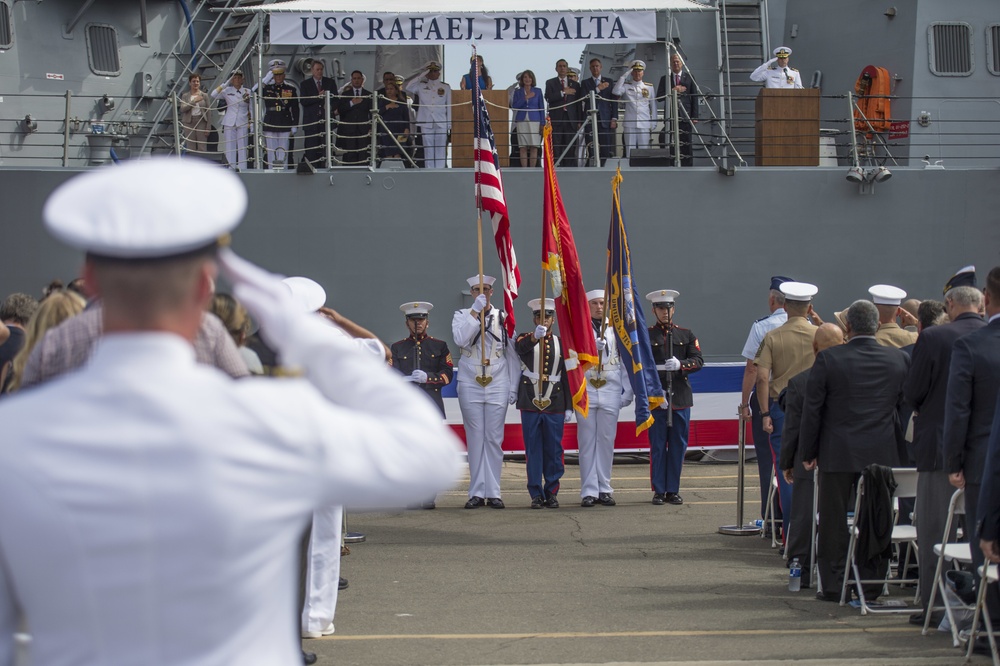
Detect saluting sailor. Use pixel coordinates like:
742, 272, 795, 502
577, 289, 633, 507
515, 298, 572, 509
646, 289, 704, 506
750, 47, 804, 89
404, 61, 452, 169
613, 60, 657, 157
391, 301, 454, 417
452, 275, 520, 510
261, 59, 300, 169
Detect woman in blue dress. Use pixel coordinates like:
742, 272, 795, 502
510, 70, 544, 167
460, 55, 493, 91
377, 81, 411, 164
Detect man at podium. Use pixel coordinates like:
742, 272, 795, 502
751, 47, 803, 89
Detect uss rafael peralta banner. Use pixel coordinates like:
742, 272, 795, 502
270, 12, 656, 45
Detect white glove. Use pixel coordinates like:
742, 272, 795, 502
767, 57, 778, 66
565, 410, 574, 423
411, 369, 428, 384
655, 401, 670, 410
262, 70, 275, 86
596, 339, 606, 351
534, 325, 547, 340
620, 396, 633, 409
663, 356, 681, 372
471, 294, 488, 313
508, 391, 517, 405
290, 126, 298, 136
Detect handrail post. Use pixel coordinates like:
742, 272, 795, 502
847, 91, 859, 167
369, 90, 379, 169
588, 89, 600, 167
62, 90, 72, 167
325, 90, 333, 169
671, 88, 681, 167
172, 94, 181, 156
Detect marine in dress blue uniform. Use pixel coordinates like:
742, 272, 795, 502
646, 289, 704, 505
261, 60, 300, 169
390, 302, 454, 416
515, 298, 571, 509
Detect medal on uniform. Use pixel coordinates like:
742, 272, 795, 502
475, 374, 492, 387
589, 377, 607, 389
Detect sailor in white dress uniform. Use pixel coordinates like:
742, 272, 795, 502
0, 158, 463, 666
750, 46, 804, 89
613, 60, 657, 157
452, 275, 520, 508
405, 61, 452, 169
576, 289, 633, 507
211, 71, 251, 171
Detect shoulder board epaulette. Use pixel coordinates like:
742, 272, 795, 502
791, 67, 799, 72
754, 314, 770, 323
391, 338, 409, 346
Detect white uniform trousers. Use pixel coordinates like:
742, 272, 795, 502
301, 504, 342, 634
577, 391, 621, 498
458, 382, 506, 498
622, 125, 650, 157
420, 123, 447, 168
264, 131, 290, 169
222, 124, 248, 171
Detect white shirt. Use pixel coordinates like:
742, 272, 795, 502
585, 321, 634, 402
750, 59, 804, 89
211, 84, 251, 128
741, 308, 788, 360
452, 306, 519, 394
0, 332, 462, 666
404, 77, 452, 129
612, 75, 656, 129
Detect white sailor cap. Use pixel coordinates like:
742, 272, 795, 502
586, 289, 605, 301
466, 275, 496, 288
528, 298, 555, 314
269, 59, 287, 74
774, 46, 792, 58
43, 157, 245, 259
779, 281, 818, 302
646, 289, 679, 305
400, 301, 433, 318
630, 59, 646, 71
869, 284, 907, 306
282, 276, 327, 312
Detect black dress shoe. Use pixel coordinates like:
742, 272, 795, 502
545, 496, 560, 509
972, 636, 998, 656
464, 496, 485, 509
665, 493, 683, 505
652, 494, 666, 505
598, 492, 616, 506
815, 590, 840, 602
486, 497, 505, 509
338, 577, 349, 590
422, 500, 436, 510
581, 496, 596, 507
302, 649, 318, 665
530, 496, 545, 509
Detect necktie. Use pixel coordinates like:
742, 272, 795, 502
675, 74, 680, 87
355, 88, 360, 96
316, 79, 323, 94
561, 78, 566, 89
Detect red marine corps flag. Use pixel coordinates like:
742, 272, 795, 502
540, 121, 599, 417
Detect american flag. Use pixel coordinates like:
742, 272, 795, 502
472, 52, 520, 337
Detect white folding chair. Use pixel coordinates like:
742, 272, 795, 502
965, 563, 998, 664
922, 488, 973, 646
839, 468, 920, 614
761, 467, 779, 549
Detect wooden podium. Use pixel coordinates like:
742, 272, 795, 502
451, 90, 510, 168
754, 89, 820, 166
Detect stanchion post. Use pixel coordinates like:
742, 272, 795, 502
718, 404, 762, 536
342, 509, 366, 544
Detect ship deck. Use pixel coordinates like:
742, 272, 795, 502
313, 458, 985, 665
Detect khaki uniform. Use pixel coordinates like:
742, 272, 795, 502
755, 317, 816, 399
875, 322, 918, 348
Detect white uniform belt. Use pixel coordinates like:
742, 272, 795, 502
522, 370, 560, 382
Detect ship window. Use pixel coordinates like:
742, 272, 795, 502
928, 22, 974, 76
0, 2, 13, 50
989, 25, 1000, 75
86, 23, 121, 76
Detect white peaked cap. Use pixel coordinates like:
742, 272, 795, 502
282, 276, 327, 312
400, 301, 433, 317
528, 298, 555, 313
44, 157, 245, 259
779, 281, 818, 302
869, 284, 907, 306
466, 275, 496, 288
586, 289, 605, 301
646, 289, 679, 304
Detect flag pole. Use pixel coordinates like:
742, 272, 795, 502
472, 46, 490, 382
596, 175, 618, 378
537, 119, 552, 402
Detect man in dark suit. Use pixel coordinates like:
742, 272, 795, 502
299, 60, 338, 167
656, 54, 699, 166
337, 70, 372, 166
904, 281, 985, 621
544, 59, 584, 166
800, 300, 909, 599
778, 323, 845, 588
579, 58, 618, 165
946, 267, 1000, 624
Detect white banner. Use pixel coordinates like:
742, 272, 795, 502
269, 12, 657, 45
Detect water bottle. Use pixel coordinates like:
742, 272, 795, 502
753, 519, 764, 528
788, 558, 802, 592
